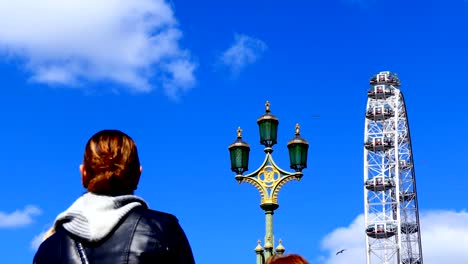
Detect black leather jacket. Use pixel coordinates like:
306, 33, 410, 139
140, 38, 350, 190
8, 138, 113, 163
33, 207, 195, 264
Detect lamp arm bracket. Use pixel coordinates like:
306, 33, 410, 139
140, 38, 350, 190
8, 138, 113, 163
266, 154, 295, 176
236, 153, 303, 205
271, 172, 303, 202
243, 153, 271, 178
240, 177, 268, 203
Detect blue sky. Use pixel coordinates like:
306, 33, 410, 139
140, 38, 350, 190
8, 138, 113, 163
0, 0, 467, 263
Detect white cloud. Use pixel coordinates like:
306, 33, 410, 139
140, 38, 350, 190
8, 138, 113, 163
0, 0, 196, 97
31, 230, 47, 250
219, 34, 267, 75
318, 210, 468, 264
162, 59, 197, 99
0, 205, 41, 228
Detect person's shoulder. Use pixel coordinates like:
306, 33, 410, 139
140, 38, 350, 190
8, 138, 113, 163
33, 228, 72, 263
132, 207, 178, 220
128, 208, 195, 264
36, 227, 67, 249
131, 207, 180, 226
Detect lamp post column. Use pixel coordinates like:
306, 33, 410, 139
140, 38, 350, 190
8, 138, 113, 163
263, 211, 274, 260
261, 203, 278, 260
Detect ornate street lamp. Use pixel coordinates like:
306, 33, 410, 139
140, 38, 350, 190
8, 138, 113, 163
228, 127, 250, 175
257, 101, 279, 151
287, 124, 309, 172
228, 101, 309, 264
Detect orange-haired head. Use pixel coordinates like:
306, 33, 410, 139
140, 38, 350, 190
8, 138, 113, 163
266, 254, 309, 264
81, 130, 141, 196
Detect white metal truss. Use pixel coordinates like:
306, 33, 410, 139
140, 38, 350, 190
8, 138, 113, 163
364, 71, 423, 264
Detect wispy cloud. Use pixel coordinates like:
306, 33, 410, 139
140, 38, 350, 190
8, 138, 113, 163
162, 59, 197, 100
317, 210, 468, 263
31, 230, 48, 250
0, 205, 41, 228
0, 0, 196, 98
218, 34, 267, 75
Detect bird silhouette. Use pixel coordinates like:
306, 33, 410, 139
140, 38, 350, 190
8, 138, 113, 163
336, 249, 346, 255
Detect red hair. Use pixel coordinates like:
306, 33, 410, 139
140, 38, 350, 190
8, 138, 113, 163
82, 130, 141, 196
266, 254, 309, 264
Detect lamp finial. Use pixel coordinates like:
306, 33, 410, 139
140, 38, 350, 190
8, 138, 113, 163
295, 123, 300, 135
265, 101, 270, 113
237, 127, 243, 138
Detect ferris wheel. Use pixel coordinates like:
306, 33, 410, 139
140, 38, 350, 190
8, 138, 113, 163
363, 71, 423, 264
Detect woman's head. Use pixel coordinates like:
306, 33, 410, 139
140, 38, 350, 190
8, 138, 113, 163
81, 130, 141, 196
266, 254, 309, 264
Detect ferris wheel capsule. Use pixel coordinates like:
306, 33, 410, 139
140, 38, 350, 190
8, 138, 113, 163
367, 85, 395, 99
364, 137, 394, 151
369, 71, 401, 86
365, 176, 395, 191
365, 223, 397, 239
365, 105, 394, 121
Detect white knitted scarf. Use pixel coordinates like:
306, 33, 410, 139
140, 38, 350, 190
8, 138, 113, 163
55, 192, 148, 242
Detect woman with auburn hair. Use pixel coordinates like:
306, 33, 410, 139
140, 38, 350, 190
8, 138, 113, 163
33, 130, 196, 264
266, 254, 309, 264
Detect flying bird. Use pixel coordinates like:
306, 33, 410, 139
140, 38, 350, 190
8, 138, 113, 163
336, 249, 346, 255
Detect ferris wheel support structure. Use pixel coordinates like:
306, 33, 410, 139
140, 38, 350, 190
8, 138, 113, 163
363, 71, 423, 264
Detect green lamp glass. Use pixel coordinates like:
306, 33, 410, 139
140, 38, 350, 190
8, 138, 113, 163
228, 127, 250, 175
287, 124, 309, 172
257, 101, 279, 149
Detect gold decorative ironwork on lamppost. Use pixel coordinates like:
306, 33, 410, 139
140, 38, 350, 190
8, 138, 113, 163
228, 101, 309, 264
